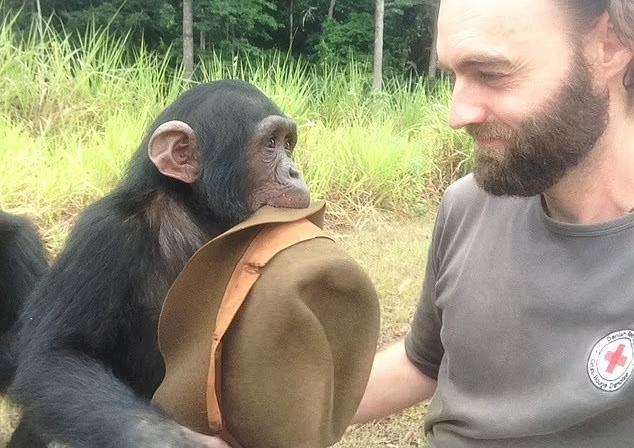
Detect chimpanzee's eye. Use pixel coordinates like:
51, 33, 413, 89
268, 137, 276, 147
284, 140, 291, 151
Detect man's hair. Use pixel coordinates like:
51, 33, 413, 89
562, 0, 633, 105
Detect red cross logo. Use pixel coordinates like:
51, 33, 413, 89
605, 343, 629, 374
588, 331, 634, 392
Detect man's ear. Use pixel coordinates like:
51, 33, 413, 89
148, 120, 201, 184
588, 13, 633, 86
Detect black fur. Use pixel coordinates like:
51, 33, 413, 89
0, 210, 47, 391
7, 80, 283, 447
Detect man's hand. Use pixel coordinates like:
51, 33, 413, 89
352, 339, 437, 424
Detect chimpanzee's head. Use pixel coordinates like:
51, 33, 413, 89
146, 80, 310, 226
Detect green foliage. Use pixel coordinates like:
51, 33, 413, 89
195, 0, 280, 56
1, 0, 439, 77
316, 13, 374, 65
383, 0, 429, 75
61, 1, 180, 50
1, 0, 180, 51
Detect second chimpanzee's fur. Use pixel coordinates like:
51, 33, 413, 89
7, 80, 309, 448
0, 210, 47, 391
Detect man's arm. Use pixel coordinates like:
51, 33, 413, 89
352, 339, 437, 424
352, 195, 448, 425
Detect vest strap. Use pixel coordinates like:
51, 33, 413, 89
206, 218, 331, 444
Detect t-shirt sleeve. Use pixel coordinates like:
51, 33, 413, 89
404, 201, 445, 380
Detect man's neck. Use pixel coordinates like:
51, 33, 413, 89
542, 116, 634, 225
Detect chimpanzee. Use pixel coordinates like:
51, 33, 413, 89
0, 210, 48, 390
7, 80, 310, 448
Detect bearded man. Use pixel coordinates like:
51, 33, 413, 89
352, 1, 634, 447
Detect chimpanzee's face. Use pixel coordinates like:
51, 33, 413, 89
147, 81, 312, 226
244, 115, 310, 211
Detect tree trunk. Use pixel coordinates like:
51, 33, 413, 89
372, 0, 384, 92
427, 1, 440, 79
200, 31, 205, 51
182, 0, 194, 80
289, 0, 294, 53
34, 0, 42, 31
328, 0, 336, 20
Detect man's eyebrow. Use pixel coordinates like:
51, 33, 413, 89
439, 53, 514, 73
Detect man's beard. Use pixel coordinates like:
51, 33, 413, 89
469, 56, 610, 197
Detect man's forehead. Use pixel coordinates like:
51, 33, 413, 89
437, 0, 563, 69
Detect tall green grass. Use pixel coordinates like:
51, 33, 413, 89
0, 15, 473, 253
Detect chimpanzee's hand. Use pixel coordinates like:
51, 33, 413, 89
137, 421, 233, 448
180, 426, 232, 448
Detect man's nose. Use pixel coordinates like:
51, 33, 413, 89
448, 82, 488, 130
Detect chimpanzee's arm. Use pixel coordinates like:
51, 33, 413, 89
9, 205, 209, 448
12, 349, 211, 448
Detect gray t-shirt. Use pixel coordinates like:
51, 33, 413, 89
405, 174, 634, 448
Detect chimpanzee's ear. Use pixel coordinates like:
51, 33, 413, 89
148, 120, 201, 184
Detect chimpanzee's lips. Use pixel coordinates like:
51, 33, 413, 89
264, 186, 310, 209
266, 194, 310, 209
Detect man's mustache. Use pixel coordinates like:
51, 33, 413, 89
466, 124, 514, 141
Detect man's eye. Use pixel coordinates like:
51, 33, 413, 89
479, 71, 506, 82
